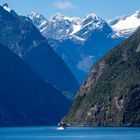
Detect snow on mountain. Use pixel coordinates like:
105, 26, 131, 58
2, 4, 140, 85
28, 12, 83, 40
109, 16, 127, 26
28, 12, 123, 84
29, 10, 139, 40
75, 14, 107, 39
28, 12, 107, 41
28, 12, 48, 31
110, 10, 140, 38
2, 3, 12, 12
70, 24, 81, 35
2, 3, 18, 17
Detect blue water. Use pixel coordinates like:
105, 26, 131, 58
0, 127, 140, 140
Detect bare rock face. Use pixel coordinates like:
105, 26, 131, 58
63, 28, 140, 127
136, 44, 140, 53
78, 61, 106, 97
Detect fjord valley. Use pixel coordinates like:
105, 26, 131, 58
64, 27, 140, 127
0, 1, 140, 128
28, 9, 140, 85
28, 12, 123, 84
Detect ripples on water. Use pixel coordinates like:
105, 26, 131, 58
0, 127, 140, 140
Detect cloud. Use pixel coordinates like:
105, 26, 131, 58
53, 1, 77, 10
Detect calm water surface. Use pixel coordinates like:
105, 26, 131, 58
0, 127, 140, 140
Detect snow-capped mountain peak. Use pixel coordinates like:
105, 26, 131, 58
28, 12, 48, 31
28, 12, 109, 40
109, 16, 127, 26
28, 12, 82, 40
134, 9, 140, 18
73, 13, 108, 39
84, 13, 101, 21
2, 3, 18, 17
29, 12, 45, 19
51, 13, 66, 20
113, 10, 140, 30
110, 9, 140, 38
2, 3, 12, 12
82, 13, 104, 26
51, 13, 82, 23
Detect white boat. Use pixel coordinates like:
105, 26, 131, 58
57, 126, 65, 130
57, 122, 66, 130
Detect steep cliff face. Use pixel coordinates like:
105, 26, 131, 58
0, 43, 71, 126
0, 5, 79, 99
64, 28, 140, 127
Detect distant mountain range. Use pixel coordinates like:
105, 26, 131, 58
110, 9, 140, 38
28, 12, 125, 84
28, 9, 140, 43
0, 4, 79, 99
63, 27, 140, 127
28, 9, 140, 84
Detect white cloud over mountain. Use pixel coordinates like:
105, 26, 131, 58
53, 1, 77, 10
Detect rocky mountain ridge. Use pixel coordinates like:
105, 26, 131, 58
28, 11, 124, 84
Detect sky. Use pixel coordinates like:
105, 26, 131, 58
0, 0, 140, 20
